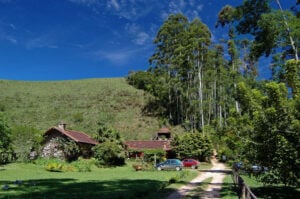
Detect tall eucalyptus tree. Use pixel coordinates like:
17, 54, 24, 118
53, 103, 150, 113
149, 14, 189, 123
186, 18, 211, 133
216, 0, 299, 90
227, 27, 241, 114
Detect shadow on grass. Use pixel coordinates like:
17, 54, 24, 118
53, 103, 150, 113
199, 169, 231, 174
251, 186, 300, 199
219, 182, 238, 198
184, 179, 213, 199
0, 178, 176, 199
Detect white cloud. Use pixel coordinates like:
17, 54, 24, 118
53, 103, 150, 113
9, 23, 16, 30
133, 32, 150, 45
68, 0, 102, 13
124, 23, 139, 34
0, 34, 17, 44
6, 36, 17, 44
94, 46, 149, 65
124, 23, 151, 45
197, 4, 203, 12
26, 33, 59, 49
107, 0, 120, 11
105, 0, 155, 21
95, 48, 137, 64
161, 0, 204, 21
0, 22, 17, 44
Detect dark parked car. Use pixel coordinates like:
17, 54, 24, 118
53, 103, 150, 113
155, 159, 183, 171
233, 162, 268, 173
182, 159, 199, 169
251, 164, 268, 173
233, 162, 244, 171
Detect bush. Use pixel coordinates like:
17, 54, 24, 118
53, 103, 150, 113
132, 162, 154, 171
172, 132, 213, 161
54, 137, 81, 162
70, 158, 95, 172
36, 158, 96, 172
132, 164, 143, 171
168, 171, 189, 184
45, 162, 63, 172
0, 113, 14, 164
11, 125, 42, 162
143, 149, 166, 163
92, 141, 125, 167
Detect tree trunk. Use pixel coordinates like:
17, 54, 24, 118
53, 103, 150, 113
198, 54, 205, 134
276, 0, 299, 61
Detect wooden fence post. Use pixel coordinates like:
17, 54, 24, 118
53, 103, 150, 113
232, 169, 258, 199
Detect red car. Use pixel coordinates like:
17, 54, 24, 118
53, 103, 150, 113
182, 159, 199, 169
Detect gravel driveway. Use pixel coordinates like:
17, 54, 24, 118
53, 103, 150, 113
166, 158, 230, 199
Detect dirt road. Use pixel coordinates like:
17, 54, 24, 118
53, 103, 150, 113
166, 159, 229, 199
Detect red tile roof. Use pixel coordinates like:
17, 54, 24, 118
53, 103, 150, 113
45, 127, 98, 145
124, 140, 171, 151
158, 127, 170, 134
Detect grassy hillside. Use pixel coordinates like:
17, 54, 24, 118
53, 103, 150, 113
0, 78, 180, 140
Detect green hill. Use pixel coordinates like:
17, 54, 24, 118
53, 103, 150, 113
0, 78, 180, 140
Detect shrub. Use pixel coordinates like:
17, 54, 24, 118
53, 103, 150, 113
36, 158, 96, 172
143, 149, 166, 163
11, 125, 42, 162
45, 162, 63, 172
172, 132, 213, 161
169, 170, 189, 184
0, 113, 14, 164
70, 158, 94, 172
132, 162, 154, 171
92, 123, 125, 167
132, 164, 142, 171
92, 141, 125, 167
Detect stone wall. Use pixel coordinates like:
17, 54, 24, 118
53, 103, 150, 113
41, 137, 65, 159
41, 131, 94, 160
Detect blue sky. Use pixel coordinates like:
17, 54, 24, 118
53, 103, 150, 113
0, 0, 295, 81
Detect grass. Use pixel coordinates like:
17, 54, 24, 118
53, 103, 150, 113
219, 171, 300, 199
219, 173, 237, 199
0, 161, 198, 199
0, 78, 185, 140
241, 175, 300, 199
183, 177, 213, 199
198, 162, 213, 171
218, 166, 300, 199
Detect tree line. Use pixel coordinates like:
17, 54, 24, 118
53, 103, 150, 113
128, 0, 300, 185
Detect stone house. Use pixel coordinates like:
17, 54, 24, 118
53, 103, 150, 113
41, 122, 98, 160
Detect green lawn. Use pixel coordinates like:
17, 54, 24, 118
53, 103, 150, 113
0, 162, 198, 199
183, 177, 213, 199
219, 171, 300, 199
219, 173, 237, 199
241, 175, 300, 199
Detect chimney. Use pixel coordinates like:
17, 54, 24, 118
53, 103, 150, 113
58, 121, 66, 130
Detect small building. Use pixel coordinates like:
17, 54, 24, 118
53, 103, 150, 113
153, 127, 172, 140
41, 122, 98, 161
125, 127, 175, 158
125, 140, 172, 157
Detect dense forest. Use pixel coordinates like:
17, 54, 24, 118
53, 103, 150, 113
128, 0, 300, 185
